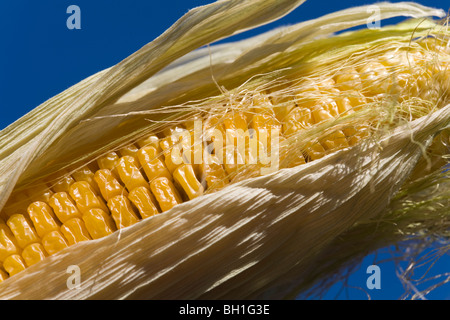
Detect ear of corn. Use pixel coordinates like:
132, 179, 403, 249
0, 0, 448, 299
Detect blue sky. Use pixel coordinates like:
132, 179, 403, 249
0, 0, 449, 300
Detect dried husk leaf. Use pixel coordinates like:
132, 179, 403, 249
296, 163, 450, 299
0, 1, 448, 299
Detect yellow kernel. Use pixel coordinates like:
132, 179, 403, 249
128, 187, 159, 219
311, 104, 334, 124
107, 195, 140, 229
379, 50, 403, 67
48, 192, 82, 223
7, 214, 40, 249
0, 223, 21, 262
345, 90, 367, 111
160, 148, 180, 174
116, 155, 150, 191
223, 113, 249, 151
3, 254, 26, 276
204, 114, 226, 131
297, 79, 320, 94
22, 243, 47, 267
316, 78, 336, 92
305, 141, 327, 161
150, 177, 182, 212
252, 112, 280, 133
183, 114, 203, 132
27, 201, 60, 238
28, 201, 59, 237
283, 106, 314, 136
119, 144, 140, 158
0, 265, 9, 282
390, 71, 414, 96
160, 126, 189, 152
162, 125, 187, 138
335, 96, 354, 115
223, 112, 248, 133
49, 174, 76, 193
251, 113, 281, 160
335, 67, 362, 91
221, 144, 246, 175
173, 164, 204, 200
60, 218, 92, 245
359, 61, 390, 95
318, 98, 340, 118
137, 146, 172, 182
160, 131, 193, 173
320, 130, 349, 151
345, 125, 370, 146
94, 169, 128, 201
82, 208, 117, 240
200, 155, 229, 191
97, 152, 120, 178
248, 94, 272, 120
69, 181, 109, 215
72, 166, 101, 195
281, 149, 306, 168
41, 231, 68, 255
269, 93, 296, 123
136, 133, 162, 152
203, 115, 227, 142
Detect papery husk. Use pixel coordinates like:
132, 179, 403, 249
0, 1, 449, 299
297, 163, 450, 300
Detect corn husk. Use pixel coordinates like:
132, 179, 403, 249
0, 1, 449, 299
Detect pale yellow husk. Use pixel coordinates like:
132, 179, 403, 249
0, 1, 448, 299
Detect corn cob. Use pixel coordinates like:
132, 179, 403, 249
0, 0, 449, 300
0, 38, 448, 281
